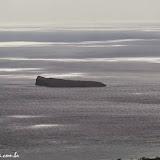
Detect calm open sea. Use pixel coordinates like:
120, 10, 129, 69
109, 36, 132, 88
0, 23, 160, 160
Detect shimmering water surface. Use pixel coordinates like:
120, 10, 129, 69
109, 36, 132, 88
0, 23, 160, 160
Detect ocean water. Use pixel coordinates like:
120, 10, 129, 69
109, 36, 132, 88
0, 23, 160, 160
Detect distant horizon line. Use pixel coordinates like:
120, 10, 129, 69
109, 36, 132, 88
0, 21, 160, 27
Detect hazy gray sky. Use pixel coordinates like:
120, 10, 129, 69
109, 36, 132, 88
0, 0, 160, 24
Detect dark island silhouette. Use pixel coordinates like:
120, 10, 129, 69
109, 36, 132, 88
35, 76, 106, 87
117, 157, 160, 160
138, 158, 160, 160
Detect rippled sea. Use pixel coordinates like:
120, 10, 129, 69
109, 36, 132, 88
1, 23, 160, 160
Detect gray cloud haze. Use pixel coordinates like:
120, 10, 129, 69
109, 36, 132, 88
0, 0, 160, 24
